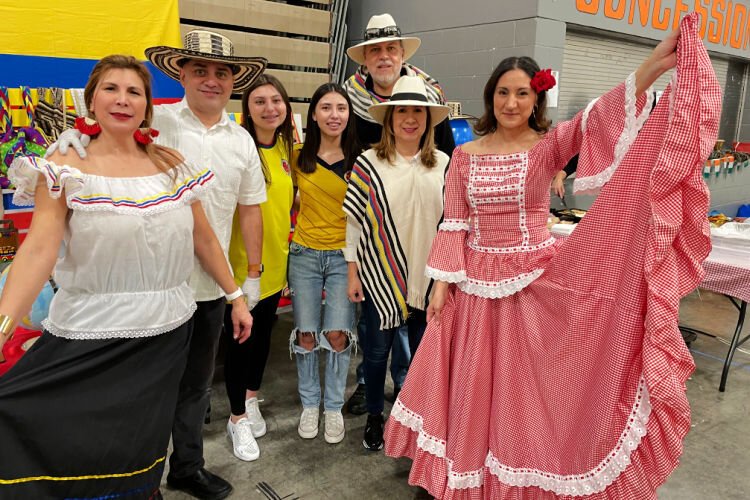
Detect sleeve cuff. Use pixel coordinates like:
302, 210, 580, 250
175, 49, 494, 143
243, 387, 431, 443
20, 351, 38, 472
425, 266, 466, 283
439, 219, 470, 231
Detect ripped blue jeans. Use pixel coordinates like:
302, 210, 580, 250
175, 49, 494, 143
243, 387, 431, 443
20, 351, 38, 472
288, 242, 355, 411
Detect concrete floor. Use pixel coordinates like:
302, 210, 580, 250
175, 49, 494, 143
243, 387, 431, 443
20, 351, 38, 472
161, 289, 750, 499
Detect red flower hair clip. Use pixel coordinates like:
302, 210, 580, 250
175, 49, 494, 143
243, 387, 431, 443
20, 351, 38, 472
530, 69, 556, 93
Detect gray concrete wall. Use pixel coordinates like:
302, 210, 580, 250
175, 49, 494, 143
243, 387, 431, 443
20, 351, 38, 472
347, 1, 539, 36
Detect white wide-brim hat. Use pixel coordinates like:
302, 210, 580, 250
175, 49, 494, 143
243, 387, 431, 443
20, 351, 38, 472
346, 14, 421, 66
367, 76, 450, 126
145, 30, 267, 92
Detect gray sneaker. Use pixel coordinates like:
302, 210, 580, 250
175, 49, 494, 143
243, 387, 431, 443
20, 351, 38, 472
324, 410, 345, 444
245, 397, 267, 438
298, 407, 319, 439
226, 418, 260, 461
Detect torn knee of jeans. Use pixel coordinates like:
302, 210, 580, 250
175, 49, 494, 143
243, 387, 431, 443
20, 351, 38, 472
289, 328, 318, 358
297, 331, 317, 351
323, 329, 355, 354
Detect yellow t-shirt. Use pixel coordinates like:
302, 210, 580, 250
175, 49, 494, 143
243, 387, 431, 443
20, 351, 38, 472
228, 138, 294, 299
292, 148, 348, 250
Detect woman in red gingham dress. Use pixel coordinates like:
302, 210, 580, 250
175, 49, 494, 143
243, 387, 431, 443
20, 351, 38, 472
384, 14, 722, 500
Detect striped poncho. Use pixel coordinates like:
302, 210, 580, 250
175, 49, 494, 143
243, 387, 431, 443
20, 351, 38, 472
343, 149, 448, 330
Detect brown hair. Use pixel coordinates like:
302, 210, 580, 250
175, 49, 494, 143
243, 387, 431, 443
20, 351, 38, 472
241, 74, 295, 184
474, 56, 551, 136
84, 55, 182, 174
373, 106, 438, 168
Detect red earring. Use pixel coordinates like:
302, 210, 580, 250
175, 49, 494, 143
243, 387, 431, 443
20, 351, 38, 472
74, 116, 101, 136
134, 127, 160, 145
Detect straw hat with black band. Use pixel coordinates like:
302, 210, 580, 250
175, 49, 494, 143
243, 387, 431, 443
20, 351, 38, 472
367, 76, 450, 126
346, 14, 421, 66
145, 30, 267, 92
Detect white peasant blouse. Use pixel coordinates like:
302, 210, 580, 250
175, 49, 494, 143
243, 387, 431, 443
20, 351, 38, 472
8, 156, 214, 340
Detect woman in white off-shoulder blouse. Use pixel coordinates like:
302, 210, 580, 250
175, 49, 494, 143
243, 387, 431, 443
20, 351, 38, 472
0, 55, 252, 500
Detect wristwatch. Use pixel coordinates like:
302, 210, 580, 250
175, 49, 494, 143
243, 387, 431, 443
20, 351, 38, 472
247, 263, 264, 275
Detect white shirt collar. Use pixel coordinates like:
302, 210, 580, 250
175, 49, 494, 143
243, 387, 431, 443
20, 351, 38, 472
176, 97, 232, 130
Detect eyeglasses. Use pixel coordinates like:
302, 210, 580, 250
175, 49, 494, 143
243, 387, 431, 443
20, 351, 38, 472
364, 25, 402, 40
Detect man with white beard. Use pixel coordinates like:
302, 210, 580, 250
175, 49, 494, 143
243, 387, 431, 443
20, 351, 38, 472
343, 13, 455, 155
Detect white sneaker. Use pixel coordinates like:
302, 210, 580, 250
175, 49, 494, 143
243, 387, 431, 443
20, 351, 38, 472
226, 418, 260, 461
324, 410, 345, 444
298, 407, 319, 439
245, 397, 267, 438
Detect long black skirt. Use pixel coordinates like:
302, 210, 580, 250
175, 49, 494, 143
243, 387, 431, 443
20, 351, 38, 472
0, 320, 192, 499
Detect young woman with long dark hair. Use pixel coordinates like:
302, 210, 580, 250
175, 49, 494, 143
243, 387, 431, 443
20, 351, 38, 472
288, 83, 361, 443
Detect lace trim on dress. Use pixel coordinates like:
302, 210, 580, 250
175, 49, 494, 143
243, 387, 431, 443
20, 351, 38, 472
573, 73, 654, 196
581, 97, 600, 133
396, 377, 652, 494
425, 266, 466, 283
391, 399, 447, 457
457, 269, 544, 298
485, 377, 652, 496
42, 303, 197, 340
439, 219, 470, 231
9, 156, 85, 206
447, 465, 483, 490
468, 236, 556, 255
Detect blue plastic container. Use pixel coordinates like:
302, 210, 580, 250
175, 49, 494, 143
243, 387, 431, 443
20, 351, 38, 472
450, 118, 475, 146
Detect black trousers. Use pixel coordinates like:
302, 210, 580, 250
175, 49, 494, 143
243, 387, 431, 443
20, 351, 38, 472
223, 291, 282, 416
168, 298, 226, 479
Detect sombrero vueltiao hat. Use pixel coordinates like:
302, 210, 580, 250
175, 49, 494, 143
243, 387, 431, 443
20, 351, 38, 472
367, 76, 450, 126
145, 30, 267, 92
346, 14, 421, 66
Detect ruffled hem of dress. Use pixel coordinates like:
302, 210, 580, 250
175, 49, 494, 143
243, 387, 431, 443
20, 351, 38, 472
386, 376, 691, 499
574, 72, 654, 196
42, 303, 196, 340
388, 376, 654, 497
9, 156, 85, 205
